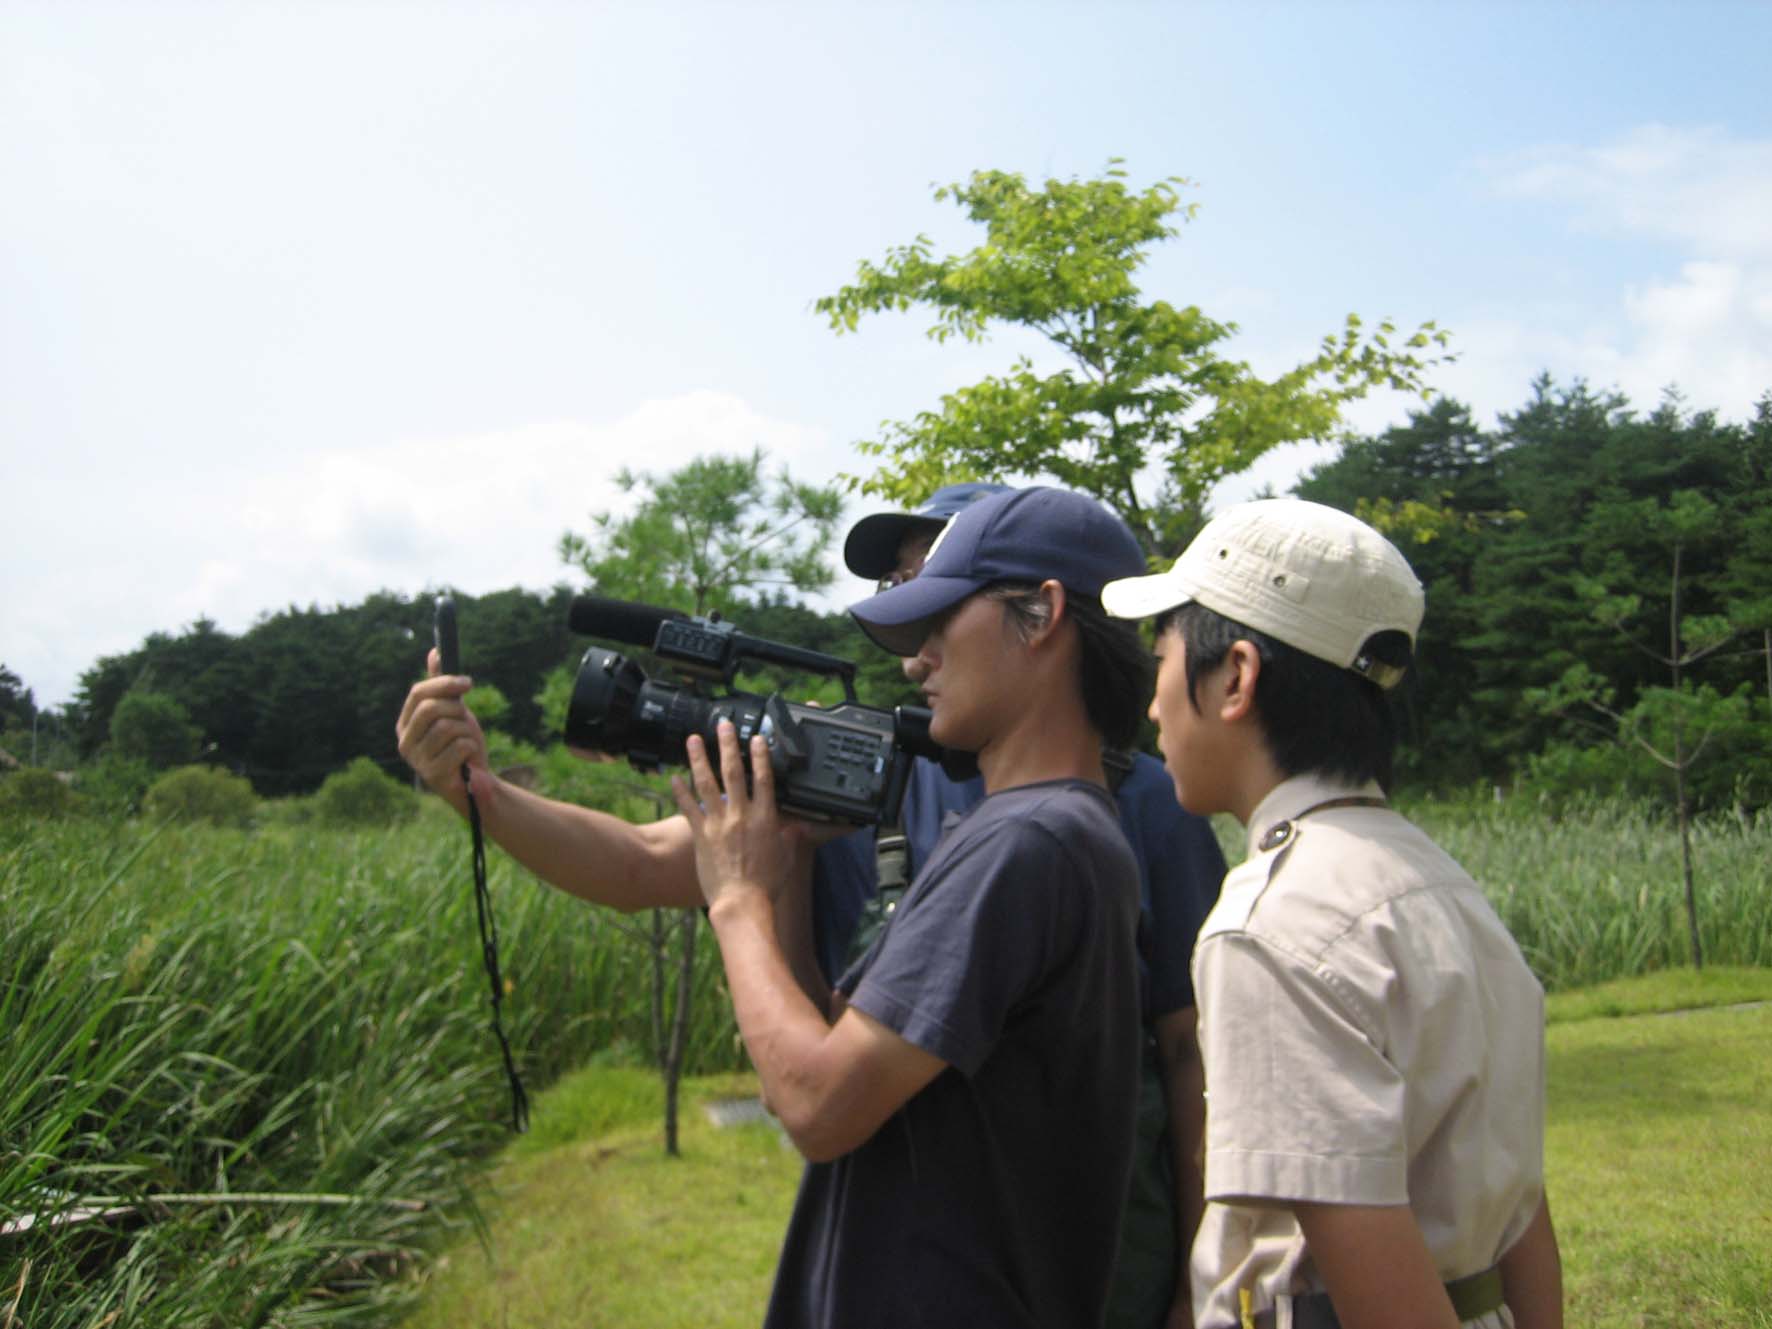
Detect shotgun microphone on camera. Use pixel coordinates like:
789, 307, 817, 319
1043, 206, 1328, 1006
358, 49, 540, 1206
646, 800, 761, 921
567, 594, 689, 648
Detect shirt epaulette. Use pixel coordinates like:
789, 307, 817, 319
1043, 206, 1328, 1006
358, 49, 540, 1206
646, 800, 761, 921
1198, 825, 1298, 941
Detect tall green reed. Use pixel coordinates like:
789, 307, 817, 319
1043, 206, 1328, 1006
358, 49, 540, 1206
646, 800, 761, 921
0, 813, 742, 1325
1413, 794, 1772, 990
1211, 793, 1771, 991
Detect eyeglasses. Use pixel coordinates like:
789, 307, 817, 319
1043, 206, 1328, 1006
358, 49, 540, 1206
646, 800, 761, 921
876, 568, 917, 595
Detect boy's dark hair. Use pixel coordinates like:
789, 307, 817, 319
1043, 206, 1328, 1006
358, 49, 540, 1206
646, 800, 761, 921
1158, 602, 1410, 790
988, 584, 1153, 751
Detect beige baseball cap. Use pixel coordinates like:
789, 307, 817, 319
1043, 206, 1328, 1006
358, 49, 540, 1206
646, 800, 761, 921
1101, 498, 1426, 689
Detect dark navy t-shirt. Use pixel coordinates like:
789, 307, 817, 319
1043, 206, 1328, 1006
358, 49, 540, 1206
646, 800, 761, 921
764, 779, 1142, 1329
812, 754, 1225, 1022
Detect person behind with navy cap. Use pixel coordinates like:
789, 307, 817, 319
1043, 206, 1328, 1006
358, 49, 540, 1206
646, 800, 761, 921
674, 486, 1157, 1327
1100, 500, 1563, 1329
825, 482, 1227, 1329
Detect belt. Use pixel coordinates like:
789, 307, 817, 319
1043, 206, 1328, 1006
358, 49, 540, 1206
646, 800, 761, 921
1254, 1267, 1504, 1328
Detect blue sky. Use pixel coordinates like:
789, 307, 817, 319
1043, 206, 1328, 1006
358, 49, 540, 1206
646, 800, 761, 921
4, 1, 1770, 708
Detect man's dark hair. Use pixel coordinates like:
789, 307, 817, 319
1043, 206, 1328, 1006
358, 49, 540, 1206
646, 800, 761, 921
988, 584, 1152, 751
1158, 602, 1410, 789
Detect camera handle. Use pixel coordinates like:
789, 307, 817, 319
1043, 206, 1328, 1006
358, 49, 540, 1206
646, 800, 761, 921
435, 595, 530, 1134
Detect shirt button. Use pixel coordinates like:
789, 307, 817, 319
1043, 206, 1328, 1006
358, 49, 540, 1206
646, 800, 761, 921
1258, 821, 1294, 853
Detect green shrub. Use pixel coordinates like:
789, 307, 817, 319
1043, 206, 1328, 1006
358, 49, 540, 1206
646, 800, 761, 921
0, 767, 80, 819
143, 765, 259, 827
76, 754, 155, 818
314, 756, 420, 827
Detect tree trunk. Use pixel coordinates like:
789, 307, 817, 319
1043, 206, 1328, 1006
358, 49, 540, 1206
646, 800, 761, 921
662, 907, 698, 1157
1674, 756, 1704, 970
649, 909, 667, 1071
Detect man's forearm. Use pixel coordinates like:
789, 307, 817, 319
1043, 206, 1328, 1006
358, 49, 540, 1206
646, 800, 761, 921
709, 889, 945, 1163
707, 891, 853, 1154
472, 775, 704, 912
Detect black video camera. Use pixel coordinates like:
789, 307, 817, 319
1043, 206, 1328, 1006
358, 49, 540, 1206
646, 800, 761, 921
564, 595, 974, 826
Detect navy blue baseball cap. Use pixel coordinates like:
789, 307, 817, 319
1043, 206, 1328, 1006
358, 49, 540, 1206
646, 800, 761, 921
842, 481, 1013, 580
849, 486, 1147, 655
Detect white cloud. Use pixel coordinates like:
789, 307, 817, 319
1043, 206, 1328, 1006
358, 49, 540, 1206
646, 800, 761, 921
6, 392, 851, 707
1488, 124, 1772, 260
225, 392, 844, 611
1477, 125, 1772, 418
1432, 263, 1772, 430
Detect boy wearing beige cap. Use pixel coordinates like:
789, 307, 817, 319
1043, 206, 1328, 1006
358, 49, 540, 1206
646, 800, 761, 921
1102, 499, 1562, 1329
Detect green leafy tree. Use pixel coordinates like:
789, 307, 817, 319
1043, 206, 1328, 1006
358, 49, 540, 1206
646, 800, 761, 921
0, 665, 34, 733
1526, 490, 1742, 969
109, 691, 203, 770
817, 161, 1452, 557
0, 666, 76, 770
558, 449, 843, 1157
1298, 378, 1772, 794
1720, 393, 1772, 710
560, 448, 843, 615
67, 590, 573, 798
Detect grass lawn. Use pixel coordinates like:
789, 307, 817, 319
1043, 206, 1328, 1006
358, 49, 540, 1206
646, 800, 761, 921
398, 1068, 800, 1329
403, 970, 1772, 1328
1546, 979, 1772, 1327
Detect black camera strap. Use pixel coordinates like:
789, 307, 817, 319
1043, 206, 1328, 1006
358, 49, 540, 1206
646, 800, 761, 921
465, 781, 529, 1133
857, 749, 1133, 965
854, 818, 911, 969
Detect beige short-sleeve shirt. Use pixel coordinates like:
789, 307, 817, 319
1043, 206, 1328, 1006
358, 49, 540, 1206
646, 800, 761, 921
1190, 775, 1546, 1329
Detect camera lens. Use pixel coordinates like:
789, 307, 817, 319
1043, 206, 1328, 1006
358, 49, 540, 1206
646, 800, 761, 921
565, 647, 731, 772
565, 649, 649, 753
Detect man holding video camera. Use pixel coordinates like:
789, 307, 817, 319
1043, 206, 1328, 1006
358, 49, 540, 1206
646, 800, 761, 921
675, 485, 1155, 1326
396, 485, 1224, 1327
819, 483, 1226, 1329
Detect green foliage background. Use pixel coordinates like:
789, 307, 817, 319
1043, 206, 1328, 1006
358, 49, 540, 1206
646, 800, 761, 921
51, 586, 580, 799
1297, 382, 1772, 805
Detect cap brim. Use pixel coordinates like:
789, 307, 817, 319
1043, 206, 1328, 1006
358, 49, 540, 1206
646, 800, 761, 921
1101, 570, 1195, 621
848, 574, 981, 655
843, 512, 947, 580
